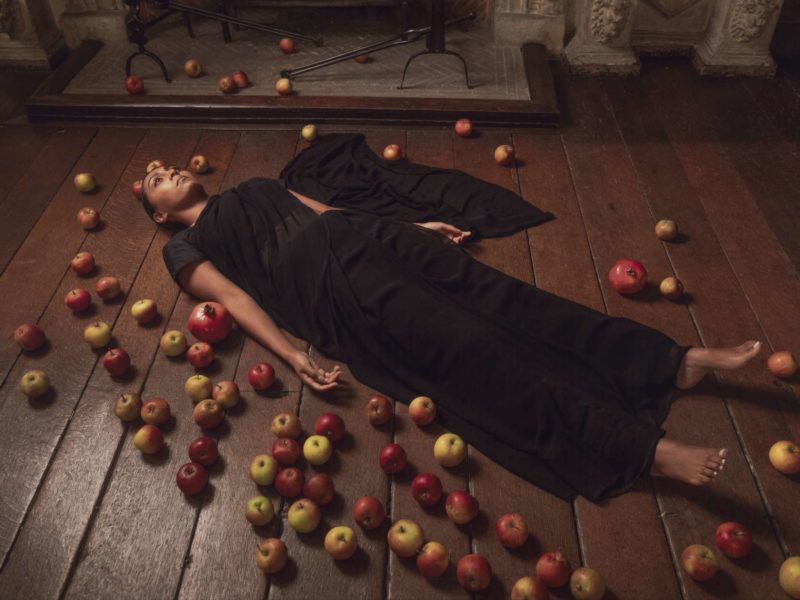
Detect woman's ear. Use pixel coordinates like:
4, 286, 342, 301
154, 211, 168, 224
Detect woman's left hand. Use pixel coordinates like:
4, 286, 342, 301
287, 350, 343, 392
415, 221, 473, 244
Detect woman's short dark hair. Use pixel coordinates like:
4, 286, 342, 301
139, 175, 186, 231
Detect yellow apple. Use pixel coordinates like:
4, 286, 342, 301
275, 78, 293, 96
434, 432, 466, 467
301, 124, 317, 142
185, 374, 213, 403
779, 556, 800, 599
303, 434, 333, 465
73, 172, 96, 193
160, 329, 187, 357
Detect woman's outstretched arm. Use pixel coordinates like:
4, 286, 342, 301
177, 260, 342, 391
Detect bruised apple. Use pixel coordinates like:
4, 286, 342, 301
767, 351, 797, 378
608, 258, 647, 295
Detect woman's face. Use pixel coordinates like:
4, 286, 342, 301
143, 165, 206, 224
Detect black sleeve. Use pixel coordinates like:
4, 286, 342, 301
162, 230, 206, 284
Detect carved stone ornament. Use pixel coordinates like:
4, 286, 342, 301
0, 0, 18, 34
590, 0, 633, 43
729, 0, 780, 42
644, 0, 703, 18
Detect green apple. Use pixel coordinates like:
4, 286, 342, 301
434, 433, 466, 467
130, 298, 157, 323
185, 374, 213, 403
84, 320, 112, 349
245, 495, 275, 526
301, 124, 317, 142
160, 329, 187, 357
287, 498, 321, 533
115, 392, 142, 421
250, 453, 279, 486
19, 369, 50, 399
73, 172, 96, 193
303, 434, 332, 466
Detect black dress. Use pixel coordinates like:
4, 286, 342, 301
162, 134, 691, 503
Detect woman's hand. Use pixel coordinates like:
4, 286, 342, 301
415, 221, 473, 244
287, 350, 343, 392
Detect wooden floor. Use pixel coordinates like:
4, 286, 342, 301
1, 59, 799, 600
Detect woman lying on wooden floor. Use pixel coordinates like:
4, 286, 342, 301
137, 133, 761, 503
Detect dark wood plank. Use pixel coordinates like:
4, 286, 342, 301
0, 126, 96, 274
641, 63, 800, 557
0, 129, 239, 597
0, 125, 55, 207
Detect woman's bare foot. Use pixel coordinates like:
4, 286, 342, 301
675, 340, 763, 390
650, 438, 728, 485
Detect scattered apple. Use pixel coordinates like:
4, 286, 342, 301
324, 526, 358, 560
76, 206, 99, 227
445, 490, 479, 525
133, 424, 164, 454
124, 75, 144, 95
130, 298, 157, 323
65, 288, 91, 312
83, 320, 112, 349
495, 512, 528, 548
535, 550, 572, 588
192, 398, 224, 430
278, 37, 295, 54
70, 251, 95, 275
411, 472, 443, 507
185, 374, 213, 403
188, 436, 219, 466
353, 495, 385, 530
767, 350, 797, 378
408, 395, 435, 425
680, 544, 718, 582
457, 554, 492, 592
245, 495, 275, 526
131, 179, 142, 199
275, 78, 293, 96
301, 124, 317, 142
569, 567, 605, 600
19, 369, 50, 399
365, 394, 392, 425
655, 219, 678, 241
659, 276, 684, 301
146, 159, 165, 174
779, 556, 800, 600
114, 392, 141, 422
248, 362, 275, 390
417, 541, 449, 578
608, 258, 648, 295
271, 412, 302, 438
288, 498, 321, 533
494, 144, 515, 166
304, 473, 335, 506
315, 412, 345, 442
274, 467, 304, 498
383, 144, 401, 162
14, 323, 45, 351
186, 342, 214, 369
303, 434, 333, 466
187, 301, 232, 343
250, 453, 279, 486
190, 155, 209, 174
455, 118, 473, 138
715, 521, 752, 559
354, 54, 369, 63
184, 58, 202, 77
387, 519, 424, 557
272, 437, 301, 466
160, 329, 188, 357
434, 432, 466, 467
511, 576, 550, 600
212, 380, 240, 409
231, 70, 250, 89
256, 538, 288, 574
96, 276, 121, 300
379, 442, 407, 474
140, 397, 170, 426
768, 440, 800, 474
176, 462, 208, 495
218, 76, 237, 94
102, 347, 131, 377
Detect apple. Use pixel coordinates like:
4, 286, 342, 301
768, 350, 797, 378
288, 498, 321, 533
535, 551, 572, 588
250, 453, 279, 486
275, 78, 293, 96
387, 519, 424, 557
511, 576, 550, 600
133, 424, 164, 454
160, 330, 188, 357
19, 369, 50, 399
408, 395, 436, 425
114, 392, 141, 422
324, 526, 358, 560
303, 434, 333, 466
124, 75, 143, 94
76, 206, 99, 228
272, 437, 301, 466
354, 54, 369, 63
715, 521, 752, 559
494, 144, 515, 166
434, 432, 466, 467
456, 554, 492, 592
659, 276, 684, 301
353, 495, 385, 530
190, 155, 209, 174
655, 219, 678, 241
271, 412, 302, 438
70, 251, 95, 275
140, 397, 171, 426
212, 380, 240, 409
608, 258, 648, 295
176, 462, 208, 495
779, 556, 800, 600
303, 473, 335, 506
278, 37, 295, 54
365, 394, 392, 425
245, 495, 275, 526
301, 124, 317, 142
256, 538, 288, 574
218, 76, 237, 94
417, 541, 448, 577
570, 568, 605, 600
495, 512, 528, 548
248, 362, 275, 391
14, 323, 45, 351
383, 144, 401, 162
84, 320, 112, 349
315, 412, 345, 442
65, 288, 91, 312
680, 544, 718, 582
411, 472, 443, 506
768, 440, 800, 474
185, 374, 213, 403
192, 399, 224, 430
445, 490, 479, 525
184, 58, 202, 77
102, 347, 131, 377
188, 436, 219, 466
96, 276, 121, 300
455, 118, 473, 138
146, 159, 165, 174
379, 442, 407, 474
131, 179, 142, 199
130, 298, 157, 323
231, 70, 250, 88
274, 467, 304, 498
186, 342, 214, 369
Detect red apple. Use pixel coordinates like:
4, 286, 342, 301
271, 412, 302, 438
133, 424, 163, 454
125, 75, 144, 95
76, 207, 100, 229
408, 395, 436, 425
96, 276, 121, 300
70, 251, 95, 275
176, 462, 208, 495
535, 550, 572, 588
570, 567, 605, 600
278, 38, 295, 54
715, 521, 752, 559
211, 380, 240, 409
65, 288, 91, 312
184, 58, 202, 77
231, 70, 250, 88
495, 512, 528, 548
256, 538, 288, 574
303, 473, 335, 506
192, 399, 224, 430
417, 541, 449, 577
608, 258, 647, 295
275, 78, 292, 96
379, 443, 407, 474
248, 362, 275, 391
274, 467, 304, 498
457, 554, 492, 592
272, 437, 301, 466
218, 76, 237, 94
187, 301, 232, 343
102, 347, 131, 377
445, 490, 479, 524
315, 412, 345, 442
769, 440, 800, 474
455, 118, 473, 137
140, 397, 170, 426
354, 54, 369, 63
383, 144, 401, 162
186, 341, 214, 368
511, 575, 551, 600
14, 323, 45, 351
353, 495, 385, 530
411, 472, 443, 506
189, 155, 209, 174
131, 179, 143, 199
768, 350, 797, 378
680, 544, 719, 581
494, 144, 515, 166
188, 436, 219, 466
365, 394, 392, 425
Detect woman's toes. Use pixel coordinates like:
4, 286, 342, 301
719, 448, 729, 459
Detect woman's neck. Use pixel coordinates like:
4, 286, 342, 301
174, 196, 209, 228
